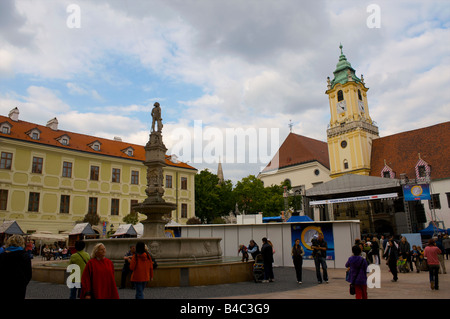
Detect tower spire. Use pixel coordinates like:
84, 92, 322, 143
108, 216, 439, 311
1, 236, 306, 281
217, 157, 224, 184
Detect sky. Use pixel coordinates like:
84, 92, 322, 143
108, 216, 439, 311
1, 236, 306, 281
0, 0, 449, 184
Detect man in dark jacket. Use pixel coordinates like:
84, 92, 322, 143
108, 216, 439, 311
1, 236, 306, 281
261, 237, 274, 282
311, 233, 328, 284
384, 239, 399, 282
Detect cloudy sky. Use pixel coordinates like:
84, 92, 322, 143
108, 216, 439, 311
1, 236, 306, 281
0, 0, 449, 183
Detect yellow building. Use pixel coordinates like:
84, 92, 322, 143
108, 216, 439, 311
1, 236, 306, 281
326, 44, 379, 178
0, 108, 197, 235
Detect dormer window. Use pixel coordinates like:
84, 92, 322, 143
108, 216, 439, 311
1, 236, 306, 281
0, 122, 12, 134
381, 163, 395, 179
122, 146, 134, 157
56, 134, 70, 146
415, 156, 431, 180
88, 140, 102, 152
27, 128, 41, 140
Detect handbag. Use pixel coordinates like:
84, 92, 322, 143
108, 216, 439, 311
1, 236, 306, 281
349, 257, 364, 295
420, 258, 429, 271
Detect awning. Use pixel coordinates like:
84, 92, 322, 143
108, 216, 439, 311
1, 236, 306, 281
310, 193, 398, 206
112, 224, 137, 237
0, 220, 25, 235
69, 223, 96, 236
29, 231, 68, 242
306, 174, 400, 197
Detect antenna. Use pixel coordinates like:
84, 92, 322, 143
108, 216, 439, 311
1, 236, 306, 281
289, 120, 293, 133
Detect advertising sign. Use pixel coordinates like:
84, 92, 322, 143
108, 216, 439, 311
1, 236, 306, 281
403, 184, 431, 201
290, 223, 335, 260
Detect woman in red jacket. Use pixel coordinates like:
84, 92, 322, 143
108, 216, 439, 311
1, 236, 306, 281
81, 243, 119, 299
130, 241, 154, 299
424, 238, 442, 290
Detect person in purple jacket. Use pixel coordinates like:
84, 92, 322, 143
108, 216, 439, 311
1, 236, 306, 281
346, 245, 369, 299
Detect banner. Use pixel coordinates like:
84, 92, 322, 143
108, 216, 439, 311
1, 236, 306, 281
291, 223, 335, 260
403, 184, 431, 201
309, 193, 398, 206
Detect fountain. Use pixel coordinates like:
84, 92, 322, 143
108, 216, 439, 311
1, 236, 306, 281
31, 102, 253, 287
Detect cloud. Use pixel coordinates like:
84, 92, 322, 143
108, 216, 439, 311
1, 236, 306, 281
67, 82, 103, 101
0, 0, 449, 183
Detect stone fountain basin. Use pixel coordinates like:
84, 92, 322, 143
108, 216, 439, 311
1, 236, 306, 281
83, 237, 223, 264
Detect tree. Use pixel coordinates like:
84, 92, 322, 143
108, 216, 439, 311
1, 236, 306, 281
195, 169, 235, 223
122, 212, 140, 225
233, 175, 265, 214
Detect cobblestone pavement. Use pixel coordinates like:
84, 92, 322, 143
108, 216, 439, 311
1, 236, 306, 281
27, 258, 449, 300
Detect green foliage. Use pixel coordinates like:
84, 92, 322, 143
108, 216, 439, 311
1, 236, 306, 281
195, 169, 235, 223
122, 213, 140, 225
82, 213, 100, 225
194, 170, 300, 223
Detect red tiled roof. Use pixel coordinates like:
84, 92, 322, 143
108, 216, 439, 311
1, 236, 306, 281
0, 115, 197, 171
370, 122, 450, 181
262, 133, 329, 172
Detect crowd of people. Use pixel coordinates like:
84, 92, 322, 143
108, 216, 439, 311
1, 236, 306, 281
347, 233, 448, 298
1, 232, 448, 300
0, 233, 156, 300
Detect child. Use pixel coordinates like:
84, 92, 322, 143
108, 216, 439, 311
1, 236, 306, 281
238, 245, 249, 262
411, 245, 420, 273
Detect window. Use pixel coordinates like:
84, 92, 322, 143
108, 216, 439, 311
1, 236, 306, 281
130, 199, 139, 213
111, 198, 119, 215
343, 160, 349, 170
383, 171, 391, 178
112, 168, 121, 183
90, 166, 99, 181
181, 203, 188, 218
32, 132, 39, 140
32, 157, 43, 174
62, 161, 72, 177
337, 90, 344, 102
0, 152, 13, 170
418, 165, 426, 178
166, 175, 173, 188
28, 192, 40, 212
358, 89, 362, 101
61, 138, 68, 145
429, 194, 441, 210
88, 197, 98, 214
2, 126, 10, 134
0, 189, 8, 210
131, 170, 139, 185
60, 195, 70, 214
447, 193, 450, 208
181, 177, 188, 190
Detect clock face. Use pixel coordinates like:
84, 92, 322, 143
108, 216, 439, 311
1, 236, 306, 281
337, 100, 347, 114
358, 100, 365, 112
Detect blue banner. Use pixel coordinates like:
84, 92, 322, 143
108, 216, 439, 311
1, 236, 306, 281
403, 184, 431, 201
291, 223, 335, 260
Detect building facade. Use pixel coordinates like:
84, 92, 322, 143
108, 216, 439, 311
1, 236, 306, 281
260, 45, 450, 235
0, 108, 197, 235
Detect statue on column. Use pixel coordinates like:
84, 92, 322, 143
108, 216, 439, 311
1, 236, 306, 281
151, 102, 163, 133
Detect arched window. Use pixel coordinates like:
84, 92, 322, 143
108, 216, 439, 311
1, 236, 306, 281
337, 90, 344, 102
343, 159, 349, 170
358, 89, 362, 101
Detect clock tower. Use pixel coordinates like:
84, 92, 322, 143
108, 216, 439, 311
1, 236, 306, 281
326, 44, 379, 178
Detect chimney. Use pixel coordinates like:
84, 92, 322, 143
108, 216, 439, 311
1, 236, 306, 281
8, 107, 19, 121
46, 117, 58, 130
114, 136, 122, 141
